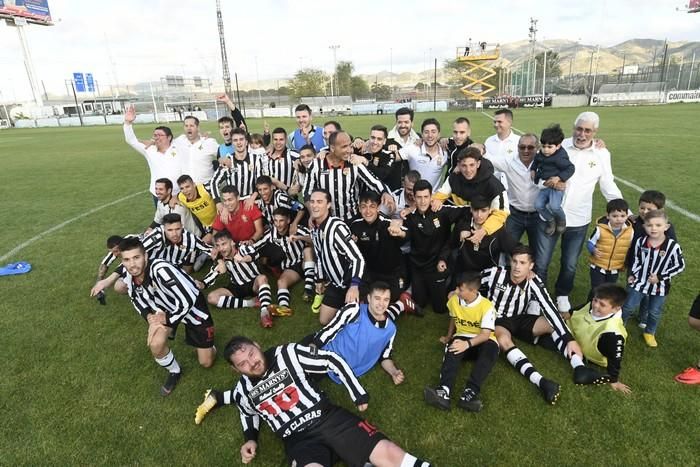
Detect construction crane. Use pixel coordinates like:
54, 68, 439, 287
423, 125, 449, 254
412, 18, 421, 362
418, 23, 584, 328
216, 0, 232, 96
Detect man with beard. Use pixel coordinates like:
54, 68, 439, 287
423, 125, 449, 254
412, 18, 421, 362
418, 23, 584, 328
446, 117, 475, 172
196, 335, 431, 466
395, 118, 448, 189
93, 237, 216, 396
288, 104, 326, 152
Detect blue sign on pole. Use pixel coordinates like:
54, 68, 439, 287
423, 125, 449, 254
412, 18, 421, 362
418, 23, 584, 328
73, 72, 85, 92
86, 73, 95, 92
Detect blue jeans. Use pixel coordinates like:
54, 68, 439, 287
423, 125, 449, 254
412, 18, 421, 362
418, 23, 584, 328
506, 206, 542, 254
621, 288, 667, 335
535, 188, 565, 222
535, 222, 589, 295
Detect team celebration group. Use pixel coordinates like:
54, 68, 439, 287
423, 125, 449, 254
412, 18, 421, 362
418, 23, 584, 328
89, 94, 698, 467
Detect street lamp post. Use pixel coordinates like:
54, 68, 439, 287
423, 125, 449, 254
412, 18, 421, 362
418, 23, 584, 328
329, 45, 340, 106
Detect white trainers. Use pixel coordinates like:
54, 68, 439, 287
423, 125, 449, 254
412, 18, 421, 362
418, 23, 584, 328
556, 296, 571, 313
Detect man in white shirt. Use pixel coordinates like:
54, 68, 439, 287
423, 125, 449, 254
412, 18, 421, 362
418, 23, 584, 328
488, 133, 542, 260
387, 107, 420, 149
535, 112, 624, 313
122, 105, 182, 205
395, 118, 448, 188
484, 108, 520, 189
174, 116, 219, 185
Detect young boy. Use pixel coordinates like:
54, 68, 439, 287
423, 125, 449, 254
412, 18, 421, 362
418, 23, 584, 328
569, 284, 631, 393
622, 210, 685, 347
675, 294, 700, 384
586, 198, 633, 300
531, 124, 575, 235
424, 272, 499, 412
625, 190, 678, 330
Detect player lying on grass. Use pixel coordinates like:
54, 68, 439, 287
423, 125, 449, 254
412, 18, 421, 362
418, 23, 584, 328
194, 282, 410, 424
199, 335, 431, 466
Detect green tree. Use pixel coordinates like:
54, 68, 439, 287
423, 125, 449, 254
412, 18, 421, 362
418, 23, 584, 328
335, 61, 354, 96
371, 83, 392, 100
289, 68, 329, 98
351, 76, 370, 99
535, 51, 562, 78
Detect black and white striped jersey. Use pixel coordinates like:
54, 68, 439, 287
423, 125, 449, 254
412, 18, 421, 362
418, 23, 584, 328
629, 236, 685, 296
303, 158, 387, 221
311, 215, 365, 288
233, 343, 368, 440
202, 256, 261, 288
99, 233, 142, 268
261, 150, 299, 189
256, 189, 304, 227
210, 153, 259, 201
141, 226, 211, 266
250, 225, 310, 270
125, 258, 210, 326
481, 266, 572, 343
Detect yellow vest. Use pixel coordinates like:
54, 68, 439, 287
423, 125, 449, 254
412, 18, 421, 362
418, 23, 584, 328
589, 217, 633, 271
178, 184, 217, 227
569, 304, 627, 368
447, 294, 497, 343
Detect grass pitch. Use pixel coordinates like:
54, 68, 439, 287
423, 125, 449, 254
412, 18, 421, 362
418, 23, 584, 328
0, 104, 698, 465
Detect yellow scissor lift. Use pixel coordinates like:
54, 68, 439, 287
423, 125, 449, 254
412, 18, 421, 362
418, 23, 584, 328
455, 45, 500, 101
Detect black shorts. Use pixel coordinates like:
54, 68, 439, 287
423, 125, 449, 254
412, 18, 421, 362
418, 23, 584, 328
322, 283, 348, 310
285, 261, 304, 278
495, 314, 540, 344
690, 294, 700, 319
169, 295, 215, 349
284, 406, 388, 467
226, 280, 256, 298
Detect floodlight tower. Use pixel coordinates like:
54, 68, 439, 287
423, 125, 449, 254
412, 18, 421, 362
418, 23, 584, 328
216, 0, 232, 96
528, 17, 538, 95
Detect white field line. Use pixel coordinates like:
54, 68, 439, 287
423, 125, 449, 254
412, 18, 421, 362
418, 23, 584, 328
480, 111, 700, 223
0, 190, 148, 263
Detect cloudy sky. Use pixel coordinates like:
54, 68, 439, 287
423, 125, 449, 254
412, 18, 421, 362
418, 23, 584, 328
1, 0, 699, 101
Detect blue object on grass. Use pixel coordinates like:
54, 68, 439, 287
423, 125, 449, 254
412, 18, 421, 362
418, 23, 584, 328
0, 262, 32, 276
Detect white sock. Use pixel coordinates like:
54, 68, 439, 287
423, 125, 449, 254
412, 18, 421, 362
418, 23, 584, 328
243, 298, 255, 307
155, 350, 181, 373
570, 354, 584, 368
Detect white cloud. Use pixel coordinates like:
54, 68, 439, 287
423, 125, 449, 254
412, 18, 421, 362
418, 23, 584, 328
1, 0, 699, 101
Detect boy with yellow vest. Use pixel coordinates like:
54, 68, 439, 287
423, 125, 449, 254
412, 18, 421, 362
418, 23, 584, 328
424, 271, 499, 412
586, 198, 633, 300
569, 284, 631, 393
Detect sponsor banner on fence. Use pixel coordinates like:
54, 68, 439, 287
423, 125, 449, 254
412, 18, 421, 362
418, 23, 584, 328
666, 90, 700, 103
590, 92, 663, 106
483, 95, 552, 108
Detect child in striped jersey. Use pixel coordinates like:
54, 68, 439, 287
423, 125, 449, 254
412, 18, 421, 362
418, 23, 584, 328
622, 210, 685, 347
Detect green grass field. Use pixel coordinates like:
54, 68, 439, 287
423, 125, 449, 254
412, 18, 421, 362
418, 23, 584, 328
1, 104, 698, 466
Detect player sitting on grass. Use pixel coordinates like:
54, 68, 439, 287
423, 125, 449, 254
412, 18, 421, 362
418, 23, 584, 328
196, 231, 274, 328
675, 294, 700, 384
245, 207, 315, 316
194, 281, 407, 425
567, 284, 631, 393
482, 245, 607, 405
424, 272, 499, 412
